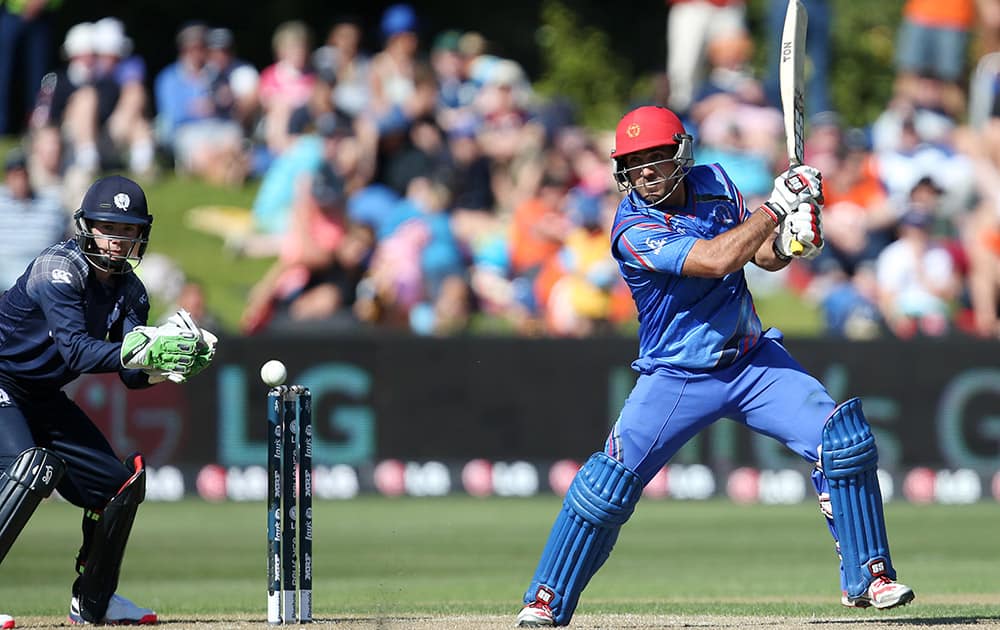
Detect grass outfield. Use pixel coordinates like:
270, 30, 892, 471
2, 497, 999, 628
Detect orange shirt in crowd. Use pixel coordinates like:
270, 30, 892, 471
903, 0, 975, 30
509, 197, 568, 275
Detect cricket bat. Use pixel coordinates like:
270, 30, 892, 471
779, 0, 807, 256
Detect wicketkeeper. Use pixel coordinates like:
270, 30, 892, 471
0, 175, 216, 627
516, 106, 914, 627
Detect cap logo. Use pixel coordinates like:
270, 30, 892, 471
114, 193, 131, 210
627, 123, 641, 138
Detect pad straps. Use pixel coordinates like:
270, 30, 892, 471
523, 452, 643, 625
821, 398, 896, 598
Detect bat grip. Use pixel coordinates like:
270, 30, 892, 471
789, 240, 804, 255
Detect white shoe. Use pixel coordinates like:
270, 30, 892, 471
0, 614, 14, 629
69, 593, 158, 625
516, 601, 554, 627
842, 576, 915, 610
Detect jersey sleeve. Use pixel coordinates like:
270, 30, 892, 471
25, 254, 123, 374
614, 221, 697, 276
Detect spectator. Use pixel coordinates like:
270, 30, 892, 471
811, 128, 895, 279
537, 188, 620, 337
819, 264, 883, 340
0, 149, 70, 289
0, 0, 59, 134
313, 16, 371, 120
90, 17, 156, 177
872, 103, 974, 218
507, 170, 573, 322
245, 112, 355, 256
31, 22, 115, 177
286, 65, 338, 139
665, 0, 746, 114
353, 175, 468, 334
205, 27, 260, 136
24, 121, 63, 191
242, 166, 372, 333
875, 208, 960, 338
372, 62, 441, 183
382, 115, 449, 196
369, 4, 421, 125
444, 119, 497, 255
154, 22, 249, 185
894, 0, 976, 117
258, 21, 316, 156
431, 29, 477, 134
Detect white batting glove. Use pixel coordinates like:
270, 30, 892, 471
759, 165, 824, 224
775, 201, 824, 260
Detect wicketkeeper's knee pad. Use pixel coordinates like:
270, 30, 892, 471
821, 398, 896, 598
75, 452, 146, 622
0, 448, 66, 563
524, 452, 643, 626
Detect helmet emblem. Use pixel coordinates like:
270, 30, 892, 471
627, 123, 640, 138
114, 193, 131, 210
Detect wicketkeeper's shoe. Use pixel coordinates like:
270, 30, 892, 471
841, 576, 915, 610
0, 613, 14, 629
516, 601, 555, 627
69, 593, 158, 625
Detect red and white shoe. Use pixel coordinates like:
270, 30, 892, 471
842, 576, 915, 610
516, 601, 554, 627
0, 614, 14, 629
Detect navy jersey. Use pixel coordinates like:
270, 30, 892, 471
610, 164, 761, 371
0, 239, 151, 397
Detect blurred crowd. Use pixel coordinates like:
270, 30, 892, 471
3, 0, 1000, 340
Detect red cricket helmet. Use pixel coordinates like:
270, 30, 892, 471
611, 106, 694, 207
611, 106, 687, 159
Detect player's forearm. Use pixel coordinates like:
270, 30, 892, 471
683, 210, 776, 277
753, 232, 792, 271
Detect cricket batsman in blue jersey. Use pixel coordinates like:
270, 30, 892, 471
516, 106, 914, 627
0, 175, 216, 628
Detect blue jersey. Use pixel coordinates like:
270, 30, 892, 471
610, 164, 761, 371
0, 239, 151, 397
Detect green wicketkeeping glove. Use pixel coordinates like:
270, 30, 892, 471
121, 327, 199, 373
187, 345, 215, 378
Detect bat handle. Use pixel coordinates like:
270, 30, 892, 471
789, 239, 804, 255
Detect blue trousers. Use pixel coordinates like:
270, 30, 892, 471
605, 330, 834, 484
0, 388, 130, 511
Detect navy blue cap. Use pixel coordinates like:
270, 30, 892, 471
76, 175, 153, 226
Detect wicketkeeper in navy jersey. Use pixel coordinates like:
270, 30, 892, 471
515, 106, 914, 627
0, 175, 216, 628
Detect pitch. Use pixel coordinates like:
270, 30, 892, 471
3, 496, 998, 628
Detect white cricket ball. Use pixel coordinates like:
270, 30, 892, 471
260, 360, 287, 387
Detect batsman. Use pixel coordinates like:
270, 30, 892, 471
0, 176, 216, 627
515, 106, 914, 626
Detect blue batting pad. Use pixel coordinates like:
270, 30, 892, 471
821, 398, 896, 599
523, 452, 643, 626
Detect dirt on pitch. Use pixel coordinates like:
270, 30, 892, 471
13, 612, 1000, 630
